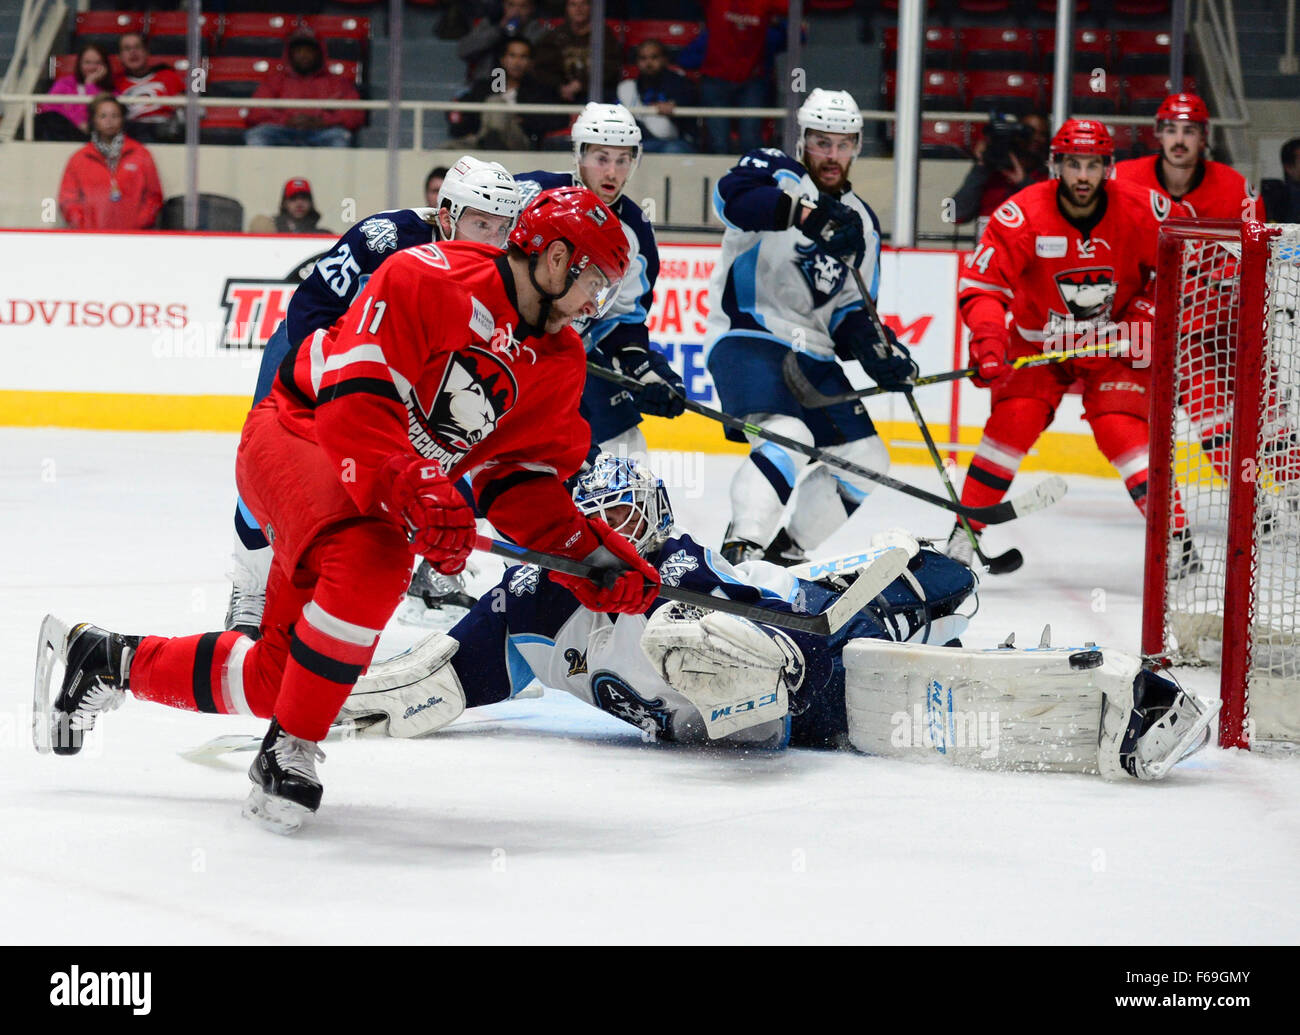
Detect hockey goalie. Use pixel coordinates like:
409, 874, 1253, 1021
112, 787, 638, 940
338, 455, 1221, 780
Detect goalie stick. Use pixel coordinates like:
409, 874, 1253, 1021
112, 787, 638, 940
478, 536, 910, 636
586, 364, 1066, 524
841, 267, 1024, 575
780, 342, 1129, 410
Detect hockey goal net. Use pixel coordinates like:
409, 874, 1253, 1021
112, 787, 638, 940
1143, 220, 1300, 750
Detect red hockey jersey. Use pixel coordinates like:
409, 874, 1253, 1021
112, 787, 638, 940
958, 178, 1186, 353
1112, 155, 1261, 221
271, 240, 595, 556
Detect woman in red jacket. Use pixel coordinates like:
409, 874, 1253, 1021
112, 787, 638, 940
58, 95, 163, 230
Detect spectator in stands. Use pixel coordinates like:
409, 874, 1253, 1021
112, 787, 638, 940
616, 39, 698, 154
689, 0, 789, 155
115, 32, 185, 144
533, 0, 622, 105
250, 177, 334, 235
58, 95, 163, 231
244, 30, 364, 148
458, 0, 549, 83
1261, 138, 1300, 223
951, 112, 1050, 235
36, 42, 115, 141
448, 37, 565, 150
425, 166, 449, 207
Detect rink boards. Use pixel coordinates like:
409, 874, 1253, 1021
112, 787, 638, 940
0, 230, 1114, 477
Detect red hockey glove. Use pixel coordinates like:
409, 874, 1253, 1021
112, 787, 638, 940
376, 454, 476, 575
968, 322, 1012, 388
549, 516, 661, 615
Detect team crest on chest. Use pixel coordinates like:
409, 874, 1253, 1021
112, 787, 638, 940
794, 242, 848, 308
590, 671, 673, 740
1052, 266, 1117, 321
406, 346, 519, 469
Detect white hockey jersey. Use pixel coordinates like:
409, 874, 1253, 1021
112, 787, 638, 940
706, 148, 883, 360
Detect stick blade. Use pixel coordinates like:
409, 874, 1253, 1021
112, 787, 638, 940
1011, 475, 1068, 518
819, 546, 910, 633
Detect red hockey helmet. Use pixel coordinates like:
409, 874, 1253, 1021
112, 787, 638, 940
1049, 118, 1115, 162
1155, 92, 1210, 127
509, 186, 630, 317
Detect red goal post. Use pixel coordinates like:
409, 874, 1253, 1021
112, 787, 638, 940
1143, 218, 1300, 751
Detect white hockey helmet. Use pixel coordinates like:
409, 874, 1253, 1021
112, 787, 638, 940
795, 88, 863, 162
572, 103, 642, 199
436, 155, 523, 242
573, 452, 673, 556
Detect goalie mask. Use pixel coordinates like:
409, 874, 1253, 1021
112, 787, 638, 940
573, 453, 673, 556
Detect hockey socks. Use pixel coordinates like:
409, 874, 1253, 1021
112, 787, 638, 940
957, 398, 1049, 532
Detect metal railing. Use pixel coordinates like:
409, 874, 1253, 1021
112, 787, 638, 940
1193, 0, 1251, 163
0, 0, 69, 143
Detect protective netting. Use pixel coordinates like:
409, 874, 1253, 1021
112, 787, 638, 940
1162, 226, 1300, 744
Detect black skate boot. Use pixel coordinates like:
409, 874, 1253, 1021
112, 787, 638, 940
721, 537, 765, 565
762, 528, 808, 567
242, 718, 326, 834
224, 571, 265, 640
43, 620, 141, 756
1171, 528, 1202, 578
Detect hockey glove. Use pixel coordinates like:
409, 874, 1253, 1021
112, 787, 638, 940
376, 454, 477, 575
798, 193, 867, 268
853, 325, 919, 390
968, 323, 1012, 388
611, 344, 687, 418
549, 515, 661, 615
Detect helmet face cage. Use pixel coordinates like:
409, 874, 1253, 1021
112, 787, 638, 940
572, 103, 642, 200
795, 88, 863, 163
573, 453, 673, 556
438, 156, 522, 243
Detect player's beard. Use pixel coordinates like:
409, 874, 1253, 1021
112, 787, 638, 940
1058, 177, 1102, 213
810, 157, 849, 194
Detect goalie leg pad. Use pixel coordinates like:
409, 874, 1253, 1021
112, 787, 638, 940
641, 603, 804, 739
844, 640, 1143, 773
338, 632, 466, 738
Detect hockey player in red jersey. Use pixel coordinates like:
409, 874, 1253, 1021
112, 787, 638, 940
1114, 94, 1296, 489
1112, 93, 1261, 222
35, 186, 661, 833
947, 119, 1198, 572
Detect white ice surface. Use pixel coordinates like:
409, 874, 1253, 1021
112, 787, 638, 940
2, 430, 1297, 944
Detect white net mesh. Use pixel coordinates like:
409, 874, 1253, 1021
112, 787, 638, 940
1161, 226, 1300, 743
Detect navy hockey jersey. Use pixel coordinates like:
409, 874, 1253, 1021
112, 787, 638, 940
515, 171, 659, 355
285, 207, 440, 346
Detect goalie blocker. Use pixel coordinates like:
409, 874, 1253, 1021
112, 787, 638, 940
843, 639, 1220, 779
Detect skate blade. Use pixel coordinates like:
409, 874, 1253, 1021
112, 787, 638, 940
33, 615, 69, 755
242, 785, 313, 835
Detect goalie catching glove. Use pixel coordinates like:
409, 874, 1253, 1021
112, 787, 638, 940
376, 453, 476, 575
641, 602, 805, 738
609, 343, 686, 418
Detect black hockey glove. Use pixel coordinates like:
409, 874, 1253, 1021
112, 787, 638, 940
853, 326, 919, 391
798, 193, 866, 268
611, 344, 686, 418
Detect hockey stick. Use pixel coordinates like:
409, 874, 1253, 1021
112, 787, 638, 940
587, 363, 1066, 524
843, 269, 1024, 574
477, 535, 910, 636
180, 717, 385, 768
780, 343, 1126, 410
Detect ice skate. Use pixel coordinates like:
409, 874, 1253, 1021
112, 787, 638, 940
944, 523, 977, 567
242, 718, 325, 835
225, 557, 267, 639
395, 559, 479, 629
34, 617, 140, 756
762, 528, 808, 567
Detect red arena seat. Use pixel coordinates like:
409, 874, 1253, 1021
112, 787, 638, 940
960, 27, 1035, 71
